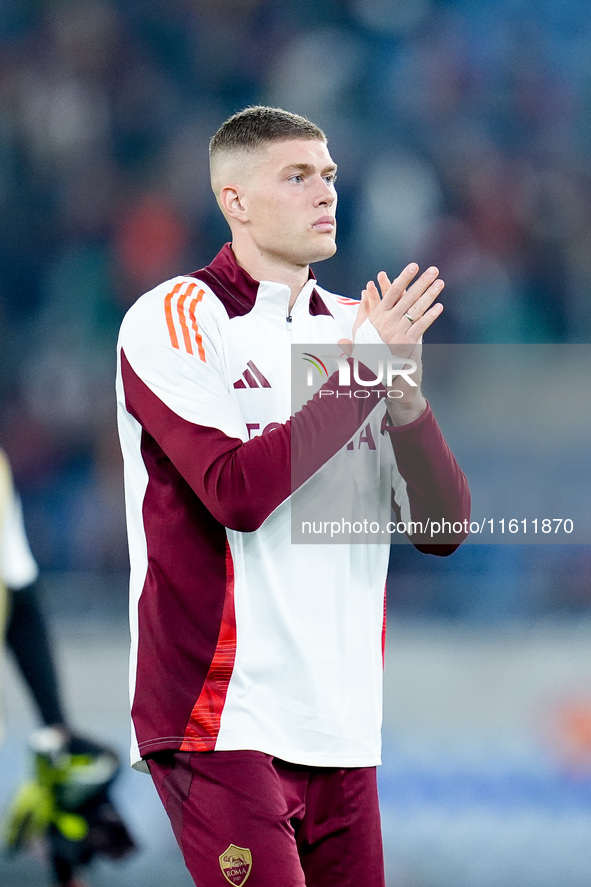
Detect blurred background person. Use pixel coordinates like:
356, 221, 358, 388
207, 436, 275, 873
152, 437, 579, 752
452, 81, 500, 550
0, 448, 135, 887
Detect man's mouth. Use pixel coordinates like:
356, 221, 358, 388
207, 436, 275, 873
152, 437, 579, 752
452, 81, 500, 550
312, 216, 336, 232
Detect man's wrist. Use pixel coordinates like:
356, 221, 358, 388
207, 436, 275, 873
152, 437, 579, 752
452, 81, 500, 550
385, 393, 427, 426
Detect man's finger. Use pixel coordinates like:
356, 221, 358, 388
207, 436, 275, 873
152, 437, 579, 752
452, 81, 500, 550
406, 302, 444, 341
376, 271, 391, 298
399, 277, 444, 324
379, 264, 418, 308
365, 281, 382, 310
404, 266, 441, 302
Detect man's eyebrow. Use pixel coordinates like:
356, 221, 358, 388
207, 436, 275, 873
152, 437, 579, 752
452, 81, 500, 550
281, 162, 338, 175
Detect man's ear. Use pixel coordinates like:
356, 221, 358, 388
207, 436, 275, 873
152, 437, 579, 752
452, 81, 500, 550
219, 185, 248, 223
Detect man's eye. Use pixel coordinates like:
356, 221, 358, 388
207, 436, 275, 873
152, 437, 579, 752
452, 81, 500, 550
289, 174, 304, 183
324, 174, 337, 185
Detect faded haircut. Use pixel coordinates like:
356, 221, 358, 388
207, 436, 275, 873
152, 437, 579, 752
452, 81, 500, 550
209, 106, 327, 163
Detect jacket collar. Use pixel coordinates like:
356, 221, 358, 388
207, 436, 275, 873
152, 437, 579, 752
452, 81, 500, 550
190, 243, 332, 319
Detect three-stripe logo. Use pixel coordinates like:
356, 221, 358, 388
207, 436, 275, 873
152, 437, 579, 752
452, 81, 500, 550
233, 361, 271, 389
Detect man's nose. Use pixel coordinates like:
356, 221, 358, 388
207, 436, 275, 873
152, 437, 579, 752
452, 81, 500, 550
315, 179, 336, 205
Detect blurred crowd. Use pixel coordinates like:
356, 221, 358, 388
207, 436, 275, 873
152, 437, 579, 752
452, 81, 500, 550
0, 0, 589, 608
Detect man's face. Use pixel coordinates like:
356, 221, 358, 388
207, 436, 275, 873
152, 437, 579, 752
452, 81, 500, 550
239, 138, 338, 270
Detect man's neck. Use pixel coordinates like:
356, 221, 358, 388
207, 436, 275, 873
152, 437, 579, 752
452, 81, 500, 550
230, 242, 309, 313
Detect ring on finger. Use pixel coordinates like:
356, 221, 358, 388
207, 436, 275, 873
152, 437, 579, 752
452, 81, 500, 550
404, 311, 416, 323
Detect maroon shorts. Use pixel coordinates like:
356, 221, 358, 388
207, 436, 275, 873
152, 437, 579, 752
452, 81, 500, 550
147, 750, 385, 887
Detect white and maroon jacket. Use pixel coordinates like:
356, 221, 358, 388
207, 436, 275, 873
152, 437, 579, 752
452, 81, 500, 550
116, 244, 469, 771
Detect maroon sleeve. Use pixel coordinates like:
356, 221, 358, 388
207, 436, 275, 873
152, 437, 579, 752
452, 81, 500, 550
121, 350, 384, 532
386, 403, 471, 556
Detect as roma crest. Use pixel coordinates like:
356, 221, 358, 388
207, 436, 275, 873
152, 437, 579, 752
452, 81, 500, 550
219, 844, 252, 886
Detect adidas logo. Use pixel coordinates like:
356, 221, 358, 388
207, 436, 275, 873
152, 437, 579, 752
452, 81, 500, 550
233, 361, 271, 389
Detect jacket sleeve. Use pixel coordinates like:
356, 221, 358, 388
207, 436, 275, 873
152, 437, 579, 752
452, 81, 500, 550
118, 293, 387, 532
386, 403, 471, 556
5, 580, 68, 727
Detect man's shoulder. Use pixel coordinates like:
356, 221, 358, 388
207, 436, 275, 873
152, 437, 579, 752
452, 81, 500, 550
119, 275, 224, 347
315, 285, 360, 311
313, 285, 360, 324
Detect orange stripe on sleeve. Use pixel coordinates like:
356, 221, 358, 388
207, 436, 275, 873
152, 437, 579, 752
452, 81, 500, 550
188, 289, 206, 362
164, 282, 184, 349
177, 282, 197, 354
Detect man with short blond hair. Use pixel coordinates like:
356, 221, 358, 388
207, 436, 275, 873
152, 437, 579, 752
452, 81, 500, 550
117, 105, 470, 887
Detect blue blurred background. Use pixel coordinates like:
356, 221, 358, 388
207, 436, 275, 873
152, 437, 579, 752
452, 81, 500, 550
1, 1, 591, 885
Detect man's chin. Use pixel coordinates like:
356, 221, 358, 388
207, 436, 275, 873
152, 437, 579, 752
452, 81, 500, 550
308, 240, 337, 264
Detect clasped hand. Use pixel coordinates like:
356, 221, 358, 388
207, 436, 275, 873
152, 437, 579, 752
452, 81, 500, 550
339, 263, 444, 425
